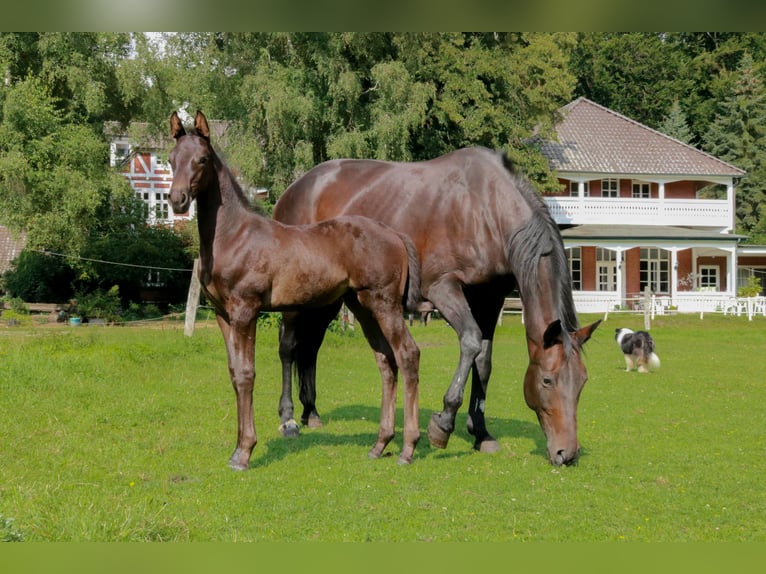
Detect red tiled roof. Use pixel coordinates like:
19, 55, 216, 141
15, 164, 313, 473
540, 97, 745, 178
0, 226, 26, 275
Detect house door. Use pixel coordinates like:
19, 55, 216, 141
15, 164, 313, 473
598, 262, 618, 292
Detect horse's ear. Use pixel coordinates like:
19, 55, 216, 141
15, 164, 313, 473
542, 319, 563, 349
574, 319, 601, 347
194, 110, 210, 140
170, 112, 186, 139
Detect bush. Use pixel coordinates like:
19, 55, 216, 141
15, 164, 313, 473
120, 302, 164, 323
737, 275, 763, 298
6, 296, 29, 314
75, 286, 122, 323
1, 250, 75, 303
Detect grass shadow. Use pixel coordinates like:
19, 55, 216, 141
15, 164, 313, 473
250, 402, 548, 468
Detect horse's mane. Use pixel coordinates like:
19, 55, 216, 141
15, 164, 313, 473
501, 152, 580, 338
199, 135, 269, 217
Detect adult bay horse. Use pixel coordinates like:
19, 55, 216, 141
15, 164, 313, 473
273, 148, 601, 466
168, 111, 422, 469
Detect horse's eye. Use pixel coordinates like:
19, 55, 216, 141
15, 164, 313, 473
198, 156, 209, 166
542, 376, 554, 388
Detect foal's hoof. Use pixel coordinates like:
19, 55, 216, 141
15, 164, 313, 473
427, 416, 451, 449
228, 448, 252, 471
278, 419, 301, 438
302, 414, 323, 429
228, 457, 249, 471
474, 438, 500, 454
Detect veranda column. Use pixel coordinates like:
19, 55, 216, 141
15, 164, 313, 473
670, 248, 678, 305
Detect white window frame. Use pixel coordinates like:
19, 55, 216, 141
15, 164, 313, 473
596, 248, 617, 292
569, 181, 590, 197
632, 181, 651, 198
698, 265, 720, 291
567, 247, 582, 290
640, 248, 670, 293
601, 179, 619, 198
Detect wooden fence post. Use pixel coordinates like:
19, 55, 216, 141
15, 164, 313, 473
184, 258, 201, 337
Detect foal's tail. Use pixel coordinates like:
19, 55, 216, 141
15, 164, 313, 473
397, 232, 423, 313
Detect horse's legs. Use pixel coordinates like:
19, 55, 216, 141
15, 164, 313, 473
277, 312, 301, 437
217, 313, 258, 470
465, 294, 505, 453
423, 277, 483, 449
348, 295, 421, 464
345, 300, 398, 459
367, 300, 421, 464
278, 303, 341, 431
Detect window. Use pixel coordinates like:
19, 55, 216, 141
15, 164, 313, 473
698, 265, 719, 291
111, 143, 130, 167
596, 248, 617, 292
632, 181, 651, 198
640, 248, 669, 293
601, 179, 619, 197
145, 270, 165, 288
567, 247, 582, 290
569, 181, 590, 197
738, 268, 766, 294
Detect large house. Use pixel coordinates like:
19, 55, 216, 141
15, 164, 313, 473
539, 97, 764, 314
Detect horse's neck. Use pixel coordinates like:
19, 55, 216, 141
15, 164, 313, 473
519, 258, 559, 339
522, 291, 556, 339
197, 163, 265, 255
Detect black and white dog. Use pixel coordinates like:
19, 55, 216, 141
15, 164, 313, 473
614, 328, 661, 373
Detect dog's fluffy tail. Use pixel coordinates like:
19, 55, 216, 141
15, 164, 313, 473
648, 352, 661, 371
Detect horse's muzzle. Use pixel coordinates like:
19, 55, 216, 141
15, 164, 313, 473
169, 189, 191, 214
550, 445, 579, 466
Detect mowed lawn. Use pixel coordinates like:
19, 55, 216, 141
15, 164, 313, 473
0, 312, 764, 541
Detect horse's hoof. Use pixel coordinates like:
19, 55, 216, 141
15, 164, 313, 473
228, 447, 252, 470
474, 438, 500, 454
303, 415, 323, 429
427, 416, 450, 449
228, 459, 249, 471
397, 454, 413, 465
278, 419, 300, 438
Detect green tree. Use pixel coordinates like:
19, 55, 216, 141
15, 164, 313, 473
703, 52, 766, 237
0, 33, 140, 261
659, 98, 694, 144
1, 249, 76, 303
1, 32, 135, 126
131, 33, 575, 197
81, 222, 194, 305
0, 77, 133, 258
571, 33, 692, 129
664, 32, 766, 143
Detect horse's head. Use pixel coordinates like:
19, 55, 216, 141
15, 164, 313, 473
168, 110, 215, 214
524, 319, 600, 466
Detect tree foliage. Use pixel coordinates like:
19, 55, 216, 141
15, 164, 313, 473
703, 52, 766, 236
4, 30, 766, 300
0, 33, 137, 259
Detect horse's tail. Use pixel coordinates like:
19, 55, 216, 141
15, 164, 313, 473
397, 232, 423, 313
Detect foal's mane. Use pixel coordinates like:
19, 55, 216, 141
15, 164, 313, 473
501, 152, 580, 336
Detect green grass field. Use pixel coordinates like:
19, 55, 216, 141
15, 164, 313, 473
1, 312, 764, 541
